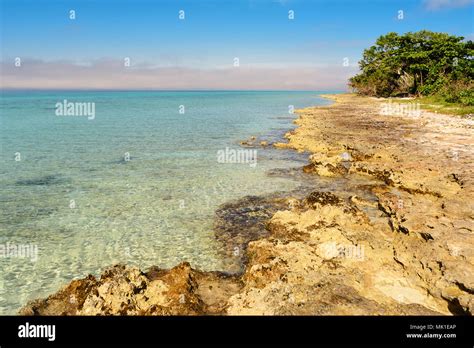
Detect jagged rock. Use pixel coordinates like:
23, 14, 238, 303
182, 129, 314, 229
20, 262, 242, 315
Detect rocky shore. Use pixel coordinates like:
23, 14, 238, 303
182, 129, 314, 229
20, 94, 473, 315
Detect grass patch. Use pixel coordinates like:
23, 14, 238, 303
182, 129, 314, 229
391, 96, 474, 117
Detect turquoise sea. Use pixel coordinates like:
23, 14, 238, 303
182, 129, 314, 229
0, 90, 332, 314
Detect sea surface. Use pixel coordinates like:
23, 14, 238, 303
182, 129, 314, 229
0, 90, 332, 314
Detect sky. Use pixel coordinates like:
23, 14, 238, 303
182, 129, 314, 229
1, 0, 473, 90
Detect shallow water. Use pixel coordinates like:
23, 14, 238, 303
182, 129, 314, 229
0, 90, 332, 314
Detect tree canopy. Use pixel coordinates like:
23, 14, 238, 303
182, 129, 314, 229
349, 31, 474, 105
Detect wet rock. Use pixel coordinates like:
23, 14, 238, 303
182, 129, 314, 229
213, 193, 303, 273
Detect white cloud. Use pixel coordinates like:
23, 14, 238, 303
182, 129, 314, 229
0, 58, 356, 90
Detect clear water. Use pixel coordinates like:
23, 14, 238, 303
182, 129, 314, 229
0, 90, 331, 314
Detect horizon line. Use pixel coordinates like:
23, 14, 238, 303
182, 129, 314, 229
0, 88, 346, 93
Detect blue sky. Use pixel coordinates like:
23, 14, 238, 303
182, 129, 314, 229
1, 0, 473, 89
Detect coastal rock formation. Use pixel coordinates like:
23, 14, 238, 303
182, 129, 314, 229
270, 94, 474, 315
20, 94, 473, 315
20, 262, 242, 315
226, 190, 447, 315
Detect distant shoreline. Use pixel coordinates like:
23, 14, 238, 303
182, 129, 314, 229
0, 89, 347, 93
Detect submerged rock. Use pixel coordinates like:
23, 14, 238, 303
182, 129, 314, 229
16, 174, 68, 186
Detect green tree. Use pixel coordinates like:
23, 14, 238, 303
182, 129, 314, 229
349, 31, 474, 105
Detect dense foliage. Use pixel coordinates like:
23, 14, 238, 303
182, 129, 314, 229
349, 31, 474, 106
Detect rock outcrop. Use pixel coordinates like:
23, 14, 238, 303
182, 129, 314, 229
20, 262, 242, 315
